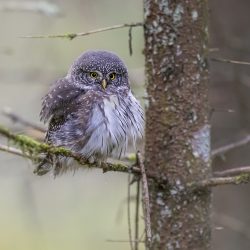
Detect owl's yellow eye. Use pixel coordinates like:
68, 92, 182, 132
89, 72, 98, 78
109, 73, 116, 80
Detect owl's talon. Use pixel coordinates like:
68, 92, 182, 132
101, 162, 108, 173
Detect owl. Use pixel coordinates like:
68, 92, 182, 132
36, 50, 144, 175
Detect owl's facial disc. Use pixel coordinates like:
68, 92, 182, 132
69, 50, 129, 91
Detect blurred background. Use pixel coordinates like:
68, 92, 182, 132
210, 1, 250, 249
0, 0, 250, 249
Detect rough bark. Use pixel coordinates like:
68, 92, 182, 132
143, 1, 211, 249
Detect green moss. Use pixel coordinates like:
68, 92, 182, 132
126, 153, 136, 161
235, 174, 250, 184
0, 124, 132, 173
66, 33, 77, 40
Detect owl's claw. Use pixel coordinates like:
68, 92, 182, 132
34, 154, 53, 175
101, 162, 108, 173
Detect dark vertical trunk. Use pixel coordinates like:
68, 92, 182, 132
143, 0, 211, 249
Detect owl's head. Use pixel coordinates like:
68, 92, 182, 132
68, 50, 129, 92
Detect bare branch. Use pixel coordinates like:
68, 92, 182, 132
127, 173, 134, 250
212, 135, 250, 157
134, 180, 140, 250
214, 166, 250, 177
213, 212, 250, 240
136, 152, 152, 246
2, 107, 46, 133
208, 48, 219, 52
0, 1, 61, 16
211, 57, 250, 66
21, 22, 143, 40
0, 143, 32, 159
210, 107, 235, 115
106, 239, 145, 243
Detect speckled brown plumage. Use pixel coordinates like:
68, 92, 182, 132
37, 50, 144, 175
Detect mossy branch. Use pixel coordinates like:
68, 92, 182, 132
21, 22, 143, 40
0, 125, 140, 174
1, 124, 250, 188
193, 174, 250, 188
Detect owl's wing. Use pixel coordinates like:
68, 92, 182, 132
38, 78, 102, 175
47, 90, 103, 149
36, 91, 99, 176
40, 78, 84, 123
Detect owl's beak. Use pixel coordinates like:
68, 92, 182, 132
101, 79, 107, 90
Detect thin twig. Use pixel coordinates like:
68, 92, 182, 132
139, 231, 145, 243
134, 180, 140, 250
128, 26, 133, 56
213, 212, 250, 240
127, 173, 134, 250
209, 48, 219, 52
211, 57, 250, 66
137, 151, 152, 247
0, 143, 33, 159
21, 22, 143, 40
209, 107, 235, 121
211, 108, 235, 113
2, 107, 45, 133
214, 166, 250, 177
212, 135, 250, 157
106, 239, 145, 243
195, 174, 250, 188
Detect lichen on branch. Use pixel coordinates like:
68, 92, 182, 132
0, 124, 139, 174
1, 124, 250, 189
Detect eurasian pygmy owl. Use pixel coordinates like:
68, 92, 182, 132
36, 50, 144, 175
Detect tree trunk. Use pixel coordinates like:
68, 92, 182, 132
143, 0, 211, 249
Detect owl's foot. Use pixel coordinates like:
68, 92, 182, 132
34, 154, 53, 176
101, 162, 109, 173
85, 156, 106, 170
34, 154, 64, 176
34, 163, 51, 176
